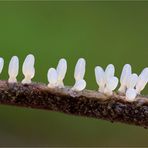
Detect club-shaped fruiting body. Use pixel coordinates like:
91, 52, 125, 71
47, 58, 67, 88
0, 57, 4, 74
74, 58, 86, 81
22, 54, 35, 84
104, 76, 119, 95
95, 66, 105, 92
126, 73, 138, 89
118, 64, 132, 93
126, 88, 137, 102
104, 64, 118, 95
72, 79, 86, 91
118, 64, 148, 101
136, 68, 148, 94
95, 64, 118, 95
8, 56, 19, 83
105, 64, 115, 81
72, 58, 86, 91
124, 73, 138, 101
47, 68, 58, 88
56, 58, 67, 88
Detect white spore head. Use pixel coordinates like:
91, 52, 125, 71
106, 76, 119, 91
141, 67, 148, 80
126, 88, 137, 102
0, 57, 4, 74
72, 79, 86, 91
118, 64, 132, 93
104, 76, 118, 96
56, 58, 67, 83
126, 73, 138, 89
95, 66, 105, 93
136, 67, 148, 94
74, 58, 86, 81
120, 64, 132, 83
47, 68, 58, 88
22, 54, 35, 84
8, 56, 19, 83
105, 64, 115, 81
95, 66, 105, 87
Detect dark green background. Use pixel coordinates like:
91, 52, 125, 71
0, 1, 147, 146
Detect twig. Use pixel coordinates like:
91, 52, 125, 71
0, 80, 148, 128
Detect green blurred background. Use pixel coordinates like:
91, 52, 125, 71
0, 1, 147, 146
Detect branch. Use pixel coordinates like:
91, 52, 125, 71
0, 80, 148, 128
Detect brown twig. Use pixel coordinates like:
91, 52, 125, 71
0, 80, 148, 128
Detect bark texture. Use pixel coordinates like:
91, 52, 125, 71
0, 80, 148, 128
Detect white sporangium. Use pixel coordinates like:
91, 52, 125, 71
124, 73, 139, 101
95, 66, 105, 92
47, 68, 58, 88
95, 64, 118, 95
135, 67, 148, 94
47, 58, 67, 88
22, 54, 35, 84
72, 58, 86, 91
104, 76, 119, 96
56, 58, 67, 88
118, 65, 148, 102
118, 64, 132, 93
0, 57, 4, 74
72, 79, 86, 91
126, 88, 137, 102
8, 56, 19, 83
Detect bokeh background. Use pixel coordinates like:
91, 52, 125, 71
0, 1, 147, 146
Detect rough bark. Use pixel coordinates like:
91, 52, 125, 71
0, 80, 148, 128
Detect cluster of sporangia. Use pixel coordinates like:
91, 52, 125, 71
0, 54, 147, 102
